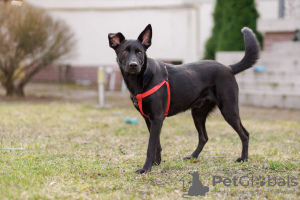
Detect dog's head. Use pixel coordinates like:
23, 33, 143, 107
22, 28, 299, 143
108, 24, 152, 75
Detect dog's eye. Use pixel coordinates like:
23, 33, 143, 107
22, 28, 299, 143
137, 51, 142, 55
122, 51, 128, 55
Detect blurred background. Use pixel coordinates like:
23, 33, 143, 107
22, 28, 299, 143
0, 0, 299, 109
1, 2, 300, 199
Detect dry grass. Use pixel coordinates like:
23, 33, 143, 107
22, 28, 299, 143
0, 98, 299, 199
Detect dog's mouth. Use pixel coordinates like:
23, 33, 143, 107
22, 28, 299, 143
126, 66, 141, 74
128, 70, 140, 74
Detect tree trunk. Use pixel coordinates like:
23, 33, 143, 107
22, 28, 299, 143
15, 65, 45, 97
15, 85, 25, 97
4, 81, 15, 96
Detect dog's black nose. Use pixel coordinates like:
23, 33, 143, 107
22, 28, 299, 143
129, 62, 138, 69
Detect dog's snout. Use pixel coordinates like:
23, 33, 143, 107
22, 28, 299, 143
129, 62, 138, 69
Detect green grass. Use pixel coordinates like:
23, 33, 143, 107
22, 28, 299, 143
0, 102, 299, 199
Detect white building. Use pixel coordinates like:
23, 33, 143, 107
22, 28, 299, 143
24, 0, 300, 109
26, 0, 279, 66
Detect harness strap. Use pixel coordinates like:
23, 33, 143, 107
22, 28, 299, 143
165, 81, 170, 116
135, 67, 171, 118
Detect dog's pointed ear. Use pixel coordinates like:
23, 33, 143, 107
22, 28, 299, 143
138, 24, 152, 49
108, 32, 125, 49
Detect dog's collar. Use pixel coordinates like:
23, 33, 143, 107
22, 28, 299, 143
135, 66, 170, 118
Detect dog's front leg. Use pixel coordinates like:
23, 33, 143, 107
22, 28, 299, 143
144, 117, 162, 166
136, 118, 164, 174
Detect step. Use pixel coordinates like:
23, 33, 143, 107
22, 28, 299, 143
237, 70, 300, 81
239, 90, 300, 109
268, 42, 300, 55
256, 59, 300, 71
262, 50, 300, 58
236, 79, 300, 93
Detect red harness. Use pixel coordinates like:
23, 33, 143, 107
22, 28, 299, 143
135, 67, 171, 118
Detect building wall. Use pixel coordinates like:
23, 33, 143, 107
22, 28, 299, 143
256, 0, 278, 19
30, 65, 123, 90
27, 0, 215, 65
25, 0, 285, 88
25, 0, 281, 67
263, 32, 295, 50
50, 8, 199, 65
257, 0, 300, 49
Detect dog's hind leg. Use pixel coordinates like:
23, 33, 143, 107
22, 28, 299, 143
154, 138, 162, 165
215, 76, 250, 162
219, 103, 249, 162
184, 101, 216, 160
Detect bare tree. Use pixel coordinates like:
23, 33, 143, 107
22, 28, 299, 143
0, 2, 75, 96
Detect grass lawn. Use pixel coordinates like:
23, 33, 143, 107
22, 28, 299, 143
0, 101, 299, 199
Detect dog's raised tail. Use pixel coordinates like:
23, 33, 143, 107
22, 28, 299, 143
230, 27, 260, 75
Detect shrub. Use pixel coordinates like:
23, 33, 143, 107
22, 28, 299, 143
0, 2, 75, 96
203, 0, 263, 60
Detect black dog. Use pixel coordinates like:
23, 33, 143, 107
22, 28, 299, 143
108, 24, 259, 174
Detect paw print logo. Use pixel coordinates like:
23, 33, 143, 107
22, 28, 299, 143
254, 175, 266, 186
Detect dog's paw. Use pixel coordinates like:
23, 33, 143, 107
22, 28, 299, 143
135, 168, 150, 174
153, 161, 161, 166
183, 155, 196, 160
153, 157, 161, 165
235, 157, 248, 162
137, 159, 152, 174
